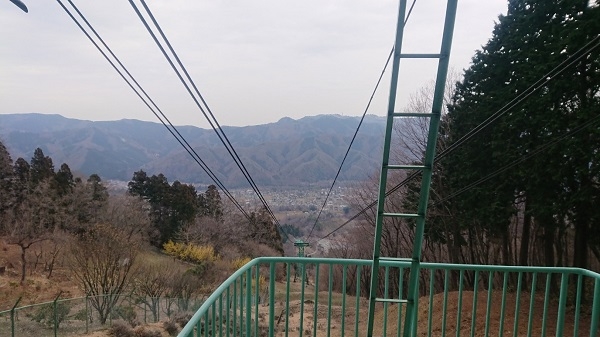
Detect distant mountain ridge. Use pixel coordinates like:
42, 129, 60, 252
0, 113, 385, 187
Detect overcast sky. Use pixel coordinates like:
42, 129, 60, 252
0, 0, 507, 128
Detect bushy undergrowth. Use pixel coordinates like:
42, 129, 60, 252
163, 319, 179, 336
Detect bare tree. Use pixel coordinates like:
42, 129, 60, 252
132, 261, 177, 322
100, 194, 151, 240
70, 224, 139, 324
5, 182, 55, 284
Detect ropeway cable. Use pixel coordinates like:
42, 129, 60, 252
314, 32, 600, 245
305, 0, 419, 243
57, 0, 250, 219
128, 0, 284, 232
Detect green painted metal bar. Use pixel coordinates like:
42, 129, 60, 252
397, 53, 443, 58
541, 273, 552, 336
233, 280, 238, 337
313, 263, 320, 337
211, 299, 216, 337
365, 0, 408, 336
391, 112, 436, 118
455, 270, 464, 337
384, 164, 428, 170
196, 314, 201, 337
397, 267, 405, 337
269, 263, 276, 337
256, 265, 260, 337
245, 268, 252, 337
203, 310, 209, 337
556, 273, 569, 337
285, 263, 291, 337
574, 274, 582, 337
376, 298, 409, 304
484, 271, 493, 337
427, 270, 433, 337
498, 272, 508, 337
470, 270, 480, 337
512, 272, 523, 337
402, 0, 458, 334
239, 274, 244, 337
383, 266, 390, 337
300, 263, 306, 337
590, 279, 600, 336
341, 265, 347, 337
355, 266, 361, 337
327, 264, 333, 337
527, 273, 538, 336
53, 292, 62, 337
411, 281, 419, 337
382, 212, 420, 218
218, 293, 223, 337
226, 287, 230, 337
10, 297, 21, 337
442, 269, 449, 336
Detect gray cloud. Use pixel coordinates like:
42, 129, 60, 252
0, 0, 506, 128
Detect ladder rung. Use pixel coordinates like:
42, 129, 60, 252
385, 164, 428, 170
375, 298, 411, 304
399, 53, 444, 59
382, 212, 421, 218
379, 257, 416, 263
392, 112, 436, 118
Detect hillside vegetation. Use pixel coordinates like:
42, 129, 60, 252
0, 114, 385, 186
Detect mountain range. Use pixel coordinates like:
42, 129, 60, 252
0, 113, 386, 187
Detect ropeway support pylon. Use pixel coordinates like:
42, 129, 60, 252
365, 1, 458, 336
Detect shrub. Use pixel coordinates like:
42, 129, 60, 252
133, 326, 162, 337
31, 301, 70, 328
173, 312, 193, 328
109, 320, 134, 337
163, 241, 218, 264
231, 257, 251, 270
112, 305, 138, 327
163, 319, 179, 336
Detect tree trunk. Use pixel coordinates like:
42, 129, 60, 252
519, 203, 532, 266
19, 244, 26, 285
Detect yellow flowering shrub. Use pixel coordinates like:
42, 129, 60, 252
163, 241, 217, 264
231, 257, 252, 270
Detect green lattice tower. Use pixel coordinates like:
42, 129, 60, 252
294, 240, 310, 282
365, 1, 458, 336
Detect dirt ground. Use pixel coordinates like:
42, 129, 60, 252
256, 278, 592, 337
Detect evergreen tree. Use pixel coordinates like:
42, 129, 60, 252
203, 184, 223, 221
444, 0, 600, 268
29, 148, 54, 185
248, 207, 284, 256
128, 170, 200, 246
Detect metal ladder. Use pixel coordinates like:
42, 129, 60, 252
366, 1, 458, 336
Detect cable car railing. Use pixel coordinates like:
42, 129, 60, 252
179, 257, 600, 337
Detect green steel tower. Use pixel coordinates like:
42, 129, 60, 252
365, 1, 458, 336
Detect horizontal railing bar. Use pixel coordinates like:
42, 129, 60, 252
392, 112, 436, 117
379, 257, 415, 262
382, 212, 421, 218
385, 164, 429, 170
399, 53, 444, 58
375, 298, 411, 304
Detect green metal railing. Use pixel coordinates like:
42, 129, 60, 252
179, 257, 600, 337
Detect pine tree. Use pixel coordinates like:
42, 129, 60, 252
444, 0, 600, 268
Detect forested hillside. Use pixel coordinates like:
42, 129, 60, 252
0, 142, 286, 322
0, 114, 385, 186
